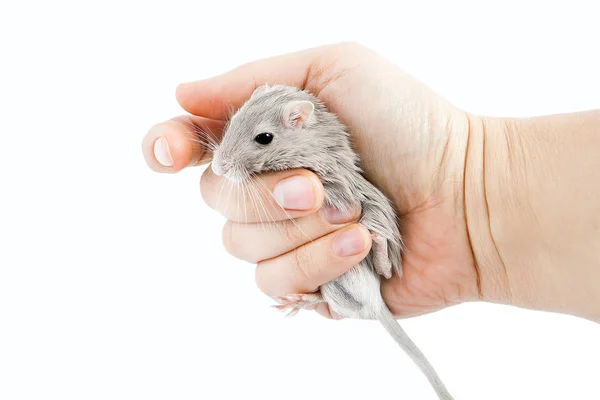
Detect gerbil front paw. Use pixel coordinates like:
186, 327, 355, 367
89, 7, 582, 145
272, 293, 325, 317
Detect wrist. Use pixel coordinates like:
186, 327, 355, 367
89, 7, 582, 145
464, 111, 600, 322
463, 114, 515, 306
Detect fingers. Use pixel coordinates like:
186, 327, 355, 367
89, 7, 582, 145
175, 42, 363, 120
142, 115, 224, 173
144, 42, 367, 173
144, 42, 368, 173
222, 204, 361, 263
201, 167, 326, 222
255, 224, 372, 297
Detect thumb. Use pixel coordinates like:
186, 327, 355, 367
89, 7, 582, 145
174, 42, 362, 120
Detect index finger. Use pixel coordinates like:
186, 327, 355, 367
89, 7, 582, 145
175, 42, 361, 120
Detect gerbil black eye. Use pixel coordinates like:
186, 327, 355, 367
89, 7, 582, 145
254, 133, 273, 145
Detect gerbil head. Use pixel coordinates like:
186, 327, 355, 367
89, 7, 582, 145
211, 84, 339, 182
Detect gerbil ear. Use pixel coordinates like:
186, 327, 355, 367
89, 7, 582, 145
282, 101, 314, 129
251, 84, 270, 98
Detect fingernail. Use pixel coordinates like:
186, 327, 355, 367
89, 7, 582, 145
154, 136, 173, 167
321, 205, 356, 224
273, 176, 317, 210
333, 226, 369, 257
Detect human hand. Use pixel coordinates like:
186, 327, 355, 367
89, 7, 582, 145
142, 42, 484, 319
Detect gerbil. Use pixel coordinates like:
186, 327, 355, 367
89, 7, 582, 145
210, 84, 454, 399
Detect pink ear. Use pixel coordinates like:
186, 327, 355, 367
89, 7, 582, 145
251, 83, 270, 99
283, 101, 314, 129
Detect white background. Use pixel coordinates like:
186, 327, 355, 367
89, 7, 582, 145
1, 1, 599, 399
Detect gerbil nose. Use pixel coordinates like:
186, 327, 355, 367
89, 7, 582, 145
211, 162, 226, 176
211, 151, 227, 176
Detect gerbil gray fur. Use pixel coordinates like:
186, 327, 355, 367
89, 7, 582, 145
210, 84, 454, 400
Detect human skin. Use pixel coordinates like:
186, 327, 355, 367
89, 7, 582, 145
141, 42, 600, 323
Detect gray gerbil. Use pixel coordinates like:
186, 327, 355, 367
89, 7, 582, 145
210, 84, 454, 400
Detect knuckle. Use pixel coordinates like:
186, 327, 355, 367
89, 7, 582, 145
281, 219, 302, 243
221, 221, 261, 263
221, 221, 236, 255
290, 245, 313, 285
200, 171, 242, 220
254, 263, 271, 296
199, 169, 215, 209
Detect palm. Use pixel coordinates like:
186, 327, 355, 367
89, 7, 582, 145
309, 47, 480, 317
383, 205, 480, 317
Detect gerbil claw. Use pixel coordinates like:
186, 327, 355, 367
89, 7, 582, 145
271, 303, 299, 317
285, 308, 300, 318
271, 293, 325, 317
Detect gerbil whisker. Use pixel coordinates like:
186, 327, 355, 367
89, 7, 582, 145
174, 119, 220, 151
183, 133, 217, 149
249, 178, 280, 235
222, 178, 234, 217
182, 136, 216, 151
248, 174, 282, 230
215, 175, 227, 212
241, 172, 257, 228
241, 178, 249, 226
251, 173, 312, 241
190, 136, 217, 152
174, 118, 218, 141
185, 135, 216, 147
186, 139, 217, 155
235, 181, 242, 231
246, 178, 269, 233
201, 124, 221, 146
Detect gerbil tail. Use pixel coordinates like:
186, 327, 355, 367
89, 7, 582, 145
377, 306, 454, 400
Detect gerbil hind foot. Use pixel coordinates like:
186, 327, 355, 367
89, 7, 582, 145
272, 293, 324, 317
371, 232, 393, 279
